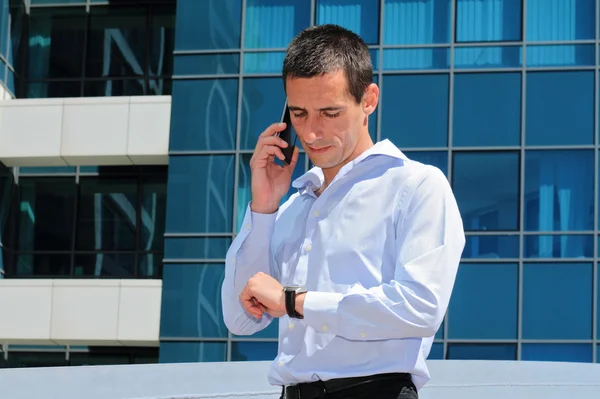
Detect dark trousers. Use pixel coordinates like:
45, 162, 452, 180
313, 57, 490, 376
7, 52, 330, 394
280, 373, 418, 399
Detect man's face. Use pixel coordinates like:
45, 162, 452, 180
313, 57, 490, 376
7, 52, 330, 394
285, 70, 377, 171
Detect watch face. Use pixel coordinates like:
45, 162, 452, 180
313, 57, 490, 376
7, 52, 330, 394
285, 285, 304, 292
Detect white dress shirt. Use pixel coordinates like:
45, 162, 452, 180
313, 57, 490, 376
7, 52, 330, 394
221, 139, 465, 390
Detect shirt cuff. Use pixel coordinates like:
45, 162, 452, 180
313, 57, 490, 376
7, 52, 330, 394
302, 291, 343, 335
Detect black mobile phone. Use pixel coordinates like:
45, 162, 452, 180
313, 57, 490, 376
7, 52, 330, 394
278, 101, 296, 165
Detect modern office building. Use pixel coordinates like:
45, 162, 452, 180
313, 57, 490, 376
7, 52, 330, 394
0, 0, 598, 368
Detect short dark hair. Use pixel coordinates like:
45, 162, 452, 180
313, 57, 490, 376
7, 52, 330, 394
282, 24, 373, 104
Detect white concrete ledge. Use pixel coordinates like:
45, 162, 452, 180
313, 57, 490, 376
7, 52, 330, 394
0, 96, 171, 167
0, 360, 599, 399
0, 279, 162, 346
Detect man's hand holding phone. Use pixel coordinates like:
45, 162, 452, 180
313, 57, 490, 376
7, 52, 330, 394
249, 118, 299, 215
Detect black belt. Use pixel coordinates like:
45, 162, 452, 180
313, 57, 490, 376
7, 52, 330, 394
281, 372, 412, 399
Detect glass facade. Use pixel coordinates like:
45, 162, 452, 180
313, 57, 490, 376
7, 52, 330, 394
10, 0, 175, 98
0, 165, 167, 278
160, 0, 600, 365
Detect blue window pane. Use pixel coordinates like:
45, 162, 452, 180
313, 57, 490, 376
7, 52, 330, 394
382, 48, 449, 70
463, 235, 519, 259
19, 166, 76, 174
170, 79, 237, 151
175, 0, 242, 50
447, 344, 516, 360
245, 0, 311, 49
526, 0, 595, 41
159, 342, 226, 363
453, 73, 521, 147
237, 153, 306, 232
435, 320, 444, 339
428, 343, 444, 360
316, 0, 380, 45
166, 156, 234, 233
598, 263, 600, 340
404, 151, 448, 177
370, 49, 379, 71
524, 235, 593, 259
454, 46, 522, 69
523, 262, 593, 340
522, 344, 593, 363
527, 45, 595, 67
381, 74, 449, 148
456, 0, 522, 42
453, 152, 520, 231
383, 0, 451, 45
160, 264, 227, 338
449, 263, 518, 339
164, 238, 232, 260
243, 52, 285, 74
31, 0, 84, 2
240, 77, 286, 150
174, 54, 239, 75
231, 341, 278, 361
524, 150, 594, 232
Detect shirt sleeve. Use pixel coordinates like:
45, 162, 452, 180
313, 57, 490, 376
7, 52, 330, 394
221, 203, 279, 336
301, 166, 465, 341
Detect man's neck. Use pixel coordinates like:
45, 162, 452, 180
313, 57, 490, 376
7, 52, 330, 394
320, 134, 374, 191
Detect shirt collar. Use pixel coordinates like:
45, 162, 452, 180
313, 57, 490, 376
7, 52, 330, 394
292, 139, 408, 194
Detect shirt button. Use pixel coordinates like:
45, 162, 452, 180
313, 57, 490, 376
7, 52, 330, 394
230, 257, 235, 265
245, 223, 251, 231
278, 360, 285, 367
360, 332, 367, 338
305, 243, 312, 252
313, 210, 320, 217
321, 324, 328, 332
289, 323, 295, 329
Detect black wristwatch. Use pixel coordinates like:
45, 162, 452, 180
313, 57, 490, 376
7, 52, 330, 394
283, 285, 307, 319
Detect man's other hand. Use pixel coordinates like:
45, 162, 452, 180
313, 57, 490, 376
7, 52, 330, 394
240, 272, 286, 319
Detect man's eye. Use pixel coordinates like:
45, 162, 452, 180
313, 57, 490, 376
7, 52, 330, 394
325, 113, 340, 118
292, 113, 304, 118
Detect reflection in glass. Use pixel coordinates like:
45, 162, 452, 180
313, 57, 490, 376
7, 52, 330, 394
73, 253, 136, 277
525, 150, 594, 233
381, 74, 449, 148
523, 262, 593, 340
159, 342, 227, 363
527, 45, 595, 67
86, 7, 145, 78
453, 73, 521, 147
15, 253, 71, 276
316, 0, 380, 45
522, 343, 593, 363
244, 0, 311, 49
149, 5, 175, 78
463, 235, 519, 259
449, 263, 518, 339
164, 237, 232, 260
166, 156, 235, 233
453, 152, 520, 231
83, 79, 145, 97
243, 52, 285, 74
160, 264, 228, 338
524, 235, 593, 259
28, 8, 86, 79
26, 81, 81, 98
231, 341, 278, 361
526, 72, 594, 146
447, 343, 516, 360
174, 0, 242, 50
174, 54, 239, 76
141, 176, 167, 253
17, 178, 76, 251
383, 0, 451, 45
382, 48, 449, 70
454, 46, 522, 69
456, 0, 522, 42
241, 77, 286, 150
170, 79, 237, 151
77, 178, 137, 251
526, 0, 595, 41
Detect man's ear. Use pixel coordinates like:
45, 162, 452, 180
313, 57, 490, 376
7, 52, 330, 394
363, 83, 379, 116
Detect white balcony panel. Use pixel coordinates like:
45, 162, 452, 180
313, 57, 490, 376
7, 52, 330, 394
0, 279, 161, 346
0, 99, 65, 166
0, 95, 171, 167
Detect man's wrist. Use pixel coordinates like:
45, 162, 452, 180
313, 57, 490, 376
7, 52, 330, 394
250, 201, 279, 214
294, 292, 306, 318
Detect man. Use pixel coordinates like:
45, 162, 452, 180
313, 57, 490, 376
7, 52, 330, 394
221, 24, 465, 399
